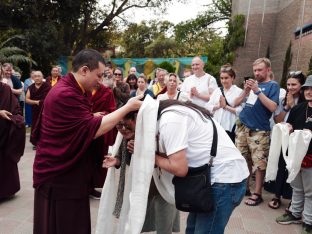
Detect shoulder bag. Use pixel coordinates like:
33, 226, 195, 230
171, 116, 218, 213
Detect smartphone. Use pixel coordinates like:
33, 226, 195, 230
244, 76, 254, 81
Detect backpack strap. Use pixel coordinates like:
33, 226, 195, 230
176, 91, 181, 100
220, 87, 230, 106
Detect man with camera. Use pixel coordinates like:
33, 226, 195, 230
234, 57, 280, 206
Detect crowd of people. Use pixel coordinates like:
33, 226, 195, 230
1, 49, 312, 234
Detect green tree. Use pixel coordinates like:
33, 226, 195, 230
0, 0, 183, 72
158, 61, 175, 73
120, 22, 154, 58
0, 35, 36, 66
222, 14, 245, 62
174, 0, 231, 56
145, 35, 177, 58
280, 42, 292, 89
307, 56, 312, 76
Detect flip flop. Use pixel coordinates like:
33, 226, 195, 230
268, 197, 281, 209
245, 193, 263, 206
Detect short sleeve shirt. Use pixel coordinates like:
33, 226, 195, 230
239, 81, 280, 131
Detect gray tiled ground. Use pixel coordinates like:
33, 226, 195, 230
0, 133, 302, 233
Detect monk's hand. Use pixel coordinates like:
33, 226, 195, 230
127, 139, 135, 154
93, 112, 105, 117
0, 110, 12, 121
103, 155, 120, 168
126, 94, 143, 111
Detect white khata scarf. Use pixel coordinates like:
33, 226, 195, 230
95, 95, 175, 234
266, 123, 312, 183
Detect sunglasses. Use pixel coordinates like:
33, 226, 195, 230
289, 71, 303, 77
220, 66, 232, 72
116, 122, 133, 131
114, 73, 122, 76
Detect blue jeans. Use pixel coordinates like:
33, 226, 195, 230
186, 179, 247, 234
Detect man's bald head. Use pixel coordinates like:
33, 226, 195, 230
191, 56, 205, 77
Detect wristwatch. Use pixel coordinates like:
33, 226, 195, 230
254, 90, 261, 95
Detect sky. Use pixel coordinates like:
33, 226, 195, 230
127, 0, 209, 25
100, 0, 212, 25
99, 0, 226, 35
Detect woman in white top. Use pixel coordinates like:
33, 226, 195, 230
157, 73, 189, 102
206, 64, 242, 142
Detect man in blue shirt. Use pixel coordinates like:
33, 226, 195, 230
234, 58, 280, 206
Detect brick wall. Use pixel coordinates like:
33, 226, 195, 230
232, 0, 312, 85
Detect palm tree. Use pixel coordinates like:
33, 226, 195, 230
0, 35, 37, 66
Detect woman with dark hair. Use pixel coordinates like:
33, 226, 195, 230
267, 71, 306, 209
275, 75, 312, 233
113, 67, 130, 109
130, 74, 154, 98
126, 74, 138, 95
206, 64, 243, 142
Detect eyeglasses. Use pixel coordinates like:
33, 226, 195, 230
289, 71, 303, 77
116, 122, 133, 131
114, 73, 122, 76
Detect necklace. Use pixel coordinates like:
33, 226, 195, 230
167, 91, 176, 99
305, 103, 312, 123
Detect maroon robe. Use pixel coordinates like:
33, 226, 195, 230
0, 83, 25, 199
45, 75, 61, 86
32, 73, 102, 234
28, 82, 51, 145
88, 84, 116, 188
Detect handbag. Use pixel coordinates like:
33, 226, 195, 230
171, 116, 218, 213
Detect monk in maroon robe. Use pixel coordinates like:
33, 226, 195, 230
32, 49, 142, 234
88, 83, 116, 197
0, 82, 26, 199
26, 71, 51, 146
45, 66, 62, 87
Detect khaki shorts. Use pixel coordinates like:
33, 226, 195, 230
235, 121, 270, 171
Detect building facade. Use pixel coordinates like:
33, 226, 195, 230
232, 0, 312, 84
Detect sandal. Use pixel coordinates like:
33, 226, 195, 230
245, 193, 263, 206
245, 189, 252, 196
268, 197, 281, 209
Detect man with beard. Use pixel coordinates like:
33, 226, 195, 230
234, 58, 280, 206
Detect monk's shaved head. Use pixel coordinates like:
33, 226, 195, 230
72, 49, 106, 72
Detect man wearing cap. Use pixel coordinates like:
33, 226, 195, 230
276, 75, 312, 234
